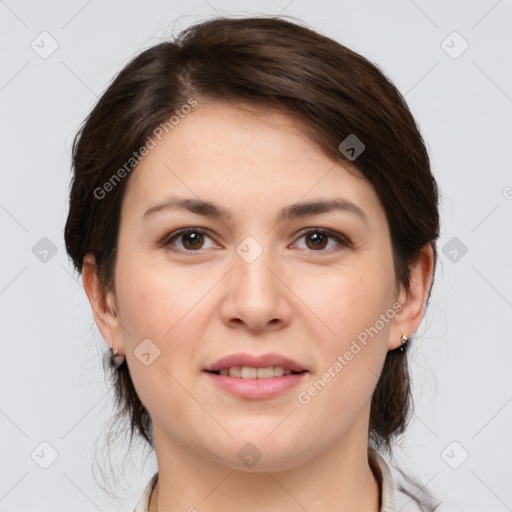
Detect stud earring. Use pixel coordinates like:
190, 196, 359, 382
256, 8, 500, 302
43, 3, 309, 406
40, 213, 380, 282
399, 334, 409, 353
110, 343, 126, 369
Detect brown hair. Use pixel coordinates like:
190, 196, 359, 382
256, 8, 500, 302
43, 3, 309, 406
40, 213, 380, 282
64, 15, 440, 508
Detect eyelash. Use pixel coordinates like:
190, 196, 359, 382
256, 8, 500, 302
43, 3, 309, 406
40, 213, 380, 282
162, 227, 351, 255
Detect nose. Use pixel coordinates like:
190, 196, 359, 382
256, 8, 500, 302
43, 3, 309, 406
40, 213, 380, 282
220, 240, 293, 333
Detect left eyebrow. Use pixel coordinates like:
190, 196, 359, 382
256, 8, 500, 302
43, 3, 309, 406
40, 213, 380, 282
280, 198, 368, 225
142, 197, 369, 225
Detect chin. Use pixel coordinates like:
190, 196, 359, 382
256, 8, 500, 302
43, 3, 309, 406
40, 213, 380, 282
204, 436, 309, 473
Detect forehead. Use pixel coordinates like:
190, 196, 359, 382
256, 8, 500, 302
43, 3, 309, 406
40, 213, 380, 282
120, 101, 383, 225
149, 101, 331, 169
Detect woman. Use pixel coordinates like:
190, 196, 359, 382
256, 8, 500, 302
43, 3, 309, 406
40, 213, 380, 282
65, 16, 440, 511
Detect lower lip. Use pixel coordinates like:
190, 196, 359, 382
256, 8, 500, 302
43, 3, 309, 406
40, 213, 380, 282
204, 371, 308, 399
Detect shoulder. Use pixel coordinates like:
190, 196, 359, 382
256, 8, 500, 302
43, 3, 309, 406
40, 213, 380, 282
394, 486, 425, 512
369, 448, 425, 512
133, 473, 158, 512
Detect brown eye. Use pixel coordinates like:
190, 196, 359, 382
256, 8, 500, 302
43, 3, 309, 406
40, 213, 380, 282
181, 231, 204, 250
305, 231, 329, 250
295, 228, 350, 253
165, 228, 216, 252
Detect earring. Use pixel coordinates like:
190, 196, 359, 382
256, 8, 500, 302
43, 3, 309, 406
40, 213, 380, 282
110, 344, 126, 369
399, 334, 409, 353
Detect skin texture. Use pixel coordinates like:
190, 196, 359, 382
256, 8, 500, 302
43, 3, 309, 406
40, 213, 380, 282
83, 101, 434, 511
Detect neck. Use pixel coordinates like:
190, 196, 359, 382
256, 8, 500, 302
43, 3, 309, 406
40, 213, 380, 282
148, 422, 380, 511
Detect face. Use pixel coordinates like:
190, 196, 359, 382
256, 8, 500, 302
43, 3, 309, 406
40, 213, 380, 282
109, 101, 403, 471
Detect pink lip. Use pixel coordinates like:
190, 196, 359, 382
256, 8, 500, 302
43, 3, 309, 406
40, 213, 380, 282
204, 371, 308, 399
204, 352, 307, 373
203, 352, 308, 400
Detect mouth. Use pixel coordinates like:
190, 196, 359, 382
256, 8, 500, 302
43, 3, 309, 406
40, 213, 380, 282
203, 353, 309, 399
205, 366, 306, 379
204, 352, 308, 374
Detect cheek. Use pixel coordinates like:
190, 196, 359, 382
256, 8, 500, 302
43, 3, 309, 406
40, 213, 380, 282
114, 252, 223, 376
115, 251, 206, 338
114, 257, 209, 417
302, 262, 391, 345
299, 263, 392, 403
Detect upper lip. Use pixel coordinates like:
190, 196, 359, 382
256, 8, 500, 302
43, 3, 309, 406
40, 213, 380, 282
204, 353, 307, 373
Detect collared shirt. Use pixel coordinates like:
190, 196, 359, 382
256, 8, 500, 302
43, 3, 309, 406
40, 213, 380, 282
133, 448, 422, 511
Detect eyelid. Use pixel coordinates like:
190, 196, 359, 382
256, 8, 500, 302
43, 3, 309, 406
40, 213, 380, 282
293, 227, 352, 250
162, 227, 219, 253
162, 227, 351, 253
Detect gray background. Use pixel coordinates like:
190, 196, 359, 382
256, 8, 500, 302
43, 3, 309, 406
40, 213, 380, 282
1, 1, 511, 511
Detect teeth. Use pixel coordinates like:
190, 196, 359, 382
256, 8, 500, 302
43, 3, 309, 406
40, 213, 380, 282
256, 367, 274, 379
274, 366, 284, 377
217, 366, 297, 379
229, 366, 241, 377
241, 366, 257, 379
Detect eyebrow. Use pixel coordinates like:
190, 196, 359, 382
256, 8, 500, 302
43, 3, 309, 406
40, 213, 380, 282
143, 197, 369, 224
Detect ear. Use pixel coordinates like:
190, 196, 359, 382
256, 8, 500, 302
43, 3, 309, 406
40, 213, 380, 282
388, 243, 435, 350
82, 254, 125, 355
